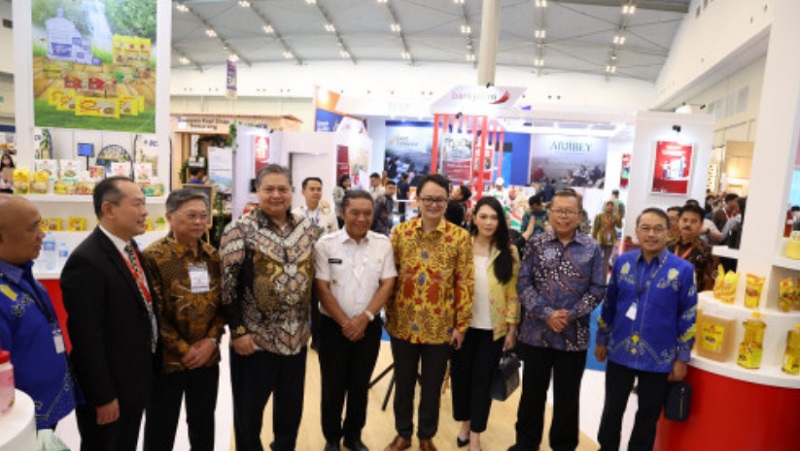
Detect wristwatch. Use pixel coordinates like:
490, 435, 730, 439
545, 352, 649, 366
363, 310, 375, 322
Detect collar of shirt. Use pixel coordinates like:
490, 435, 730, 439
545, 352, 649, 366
635, 246, 670, 267
0, 258, 30, 285
338, 228, 372, 246
255, 208, 296, 233
99, 224, 131, 254
412, 216, 448, 235
543, 229, 593, 247
164, 233, 213, 259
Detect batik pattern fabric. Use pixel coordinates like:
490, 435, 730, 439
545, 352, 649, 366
597, 248, 697, 373
220, 209, 316, 355
667, 236, 717, 292
386, 217, 474, 344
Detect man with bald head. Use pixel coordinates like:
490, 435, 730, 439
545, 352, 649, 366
0, 195, 77, 430
62, 177, 159, 451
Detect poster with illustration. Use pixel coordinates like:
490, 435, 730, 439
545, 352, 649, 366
651, 141, 693, 195
620, 153, 631, 188
31, 0, 157, 132
384, 121, 432, 186
529, 134, 609, 188
440, 133, 472, 183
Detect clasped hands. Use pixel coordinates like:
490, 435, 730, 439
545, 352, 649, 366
547, 309, 570, 333
341, 313, 369, 342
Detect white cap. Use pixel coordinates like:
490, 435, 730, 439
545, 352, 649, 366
495, 177, 505, 186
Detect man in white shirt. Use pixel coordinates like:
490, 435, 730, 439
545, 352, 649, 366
369, 172, 386, 200
314, 189, 397, 451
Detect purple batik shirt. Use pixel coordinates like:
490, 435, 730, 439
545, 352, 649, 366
517, 230, 606, 351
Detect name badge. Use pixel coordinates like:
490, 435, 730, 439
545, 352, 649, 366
328, 258, 343, 264
626, 302, 638, 321
189, 263, 210, 294
53, 329, 65, 354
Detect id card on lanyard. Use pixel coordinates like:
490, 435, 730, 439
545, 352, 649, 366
189, 263, 210, 294
629, 255, 665, 321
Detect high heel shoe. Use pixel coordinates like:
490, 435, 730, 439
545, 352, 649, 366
456, 435, 469, 448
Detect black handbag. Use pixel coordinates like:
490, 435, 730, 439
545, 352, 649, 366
664, 381, 691, 422
490, 352, 521, 401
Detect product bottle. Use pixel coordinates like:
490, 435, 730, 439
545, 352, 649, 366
784, 206, 793, 238
782, 324, 800, 375
0, 349, 14, 413
40, 232, 57, 271
737, 312, 767, 369
57, 242, 69, 269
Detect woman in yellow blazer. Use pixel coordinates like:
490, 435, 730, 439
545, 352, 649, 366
451, 196, 520, 451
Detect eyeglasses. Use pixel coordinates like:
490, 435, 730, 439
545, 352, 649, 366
262, 187, 291, 195
180, 212, 210, 222
419, 197, 447, 206
550, 208, 578, 217
637, 225, 667, 234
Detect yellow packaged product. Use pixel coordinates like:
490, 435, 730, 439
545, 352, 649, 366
63, 181, 78, 195
778, 278, 794, 313
718, 271, 739, 304
794, 278, 800, 311
42, 218, 62, 231
145, 218, 153, 232
744, 274, 765, 309
53, 181, 67, 195
75, 180, 95, 195
782, 325, 800, 375
154, 217, 167, 231
697, 313, 736, 362
31, 171, 49, 194
13, 168, 30, 194
712, 264, 724, 299
737, 312, 767, 369
67, 217, 87, 232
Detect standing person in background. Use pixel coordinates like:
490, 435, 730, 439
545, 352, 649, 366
509, 190, 606, 451
372, 180, 396, 236
609, 189, 625, 220
62, 177, 158, 451
666, 206, 682, 242
369, 173, 385, 200
451, 196, 520, 451
397, 173, 411, 223
187, 167, 207, 185
596, 208, 697, 451
294, 176, 340, 351
540, 179, 556, 204
684, 199, 723, 244
333, 174, 352, 229
668, 204, 718, 292
315, 190, 397, 451
220, 164, 316, 451
712, 193, 740, 233
385, 174, 474, 451
592, 200, 622, 270
0, 153, 14, 193
520, 195, 548, 241
445, 185, 472, 230
381, 170, 391, 187
489, 178, 510, 207
0, 195, 77, 430
143, 189, 224, 451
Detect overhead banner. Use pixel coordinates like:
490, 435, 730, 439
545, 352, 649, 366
384, 121, 432, 186
226, 59, 237, 99
529, 134, 609, 188
32, 0, 157, 132
651, 141, 693, 195
431, 85, 526, 115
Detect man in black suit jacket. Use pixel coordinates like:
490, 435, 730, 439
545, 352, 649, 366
61, 176, 158, 451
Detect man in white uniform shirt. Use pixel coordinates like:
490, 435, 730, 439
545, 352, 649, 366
315, 189, 397, 451
294, 176, 339, 350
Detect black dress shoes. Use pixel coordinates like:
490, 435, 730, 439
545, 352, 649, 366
343, 438, 369, 451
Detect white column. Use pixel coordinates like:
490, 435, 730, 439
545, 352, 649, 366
12, 0, 34, 169
477, 0, 501, 86
736, 0, 800, 302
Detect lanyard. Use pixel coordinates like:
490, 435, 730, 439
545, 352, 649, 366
635, 253, 666, 298
305, 207, 320, 227
19, 273, 57, 325
674, 244, 694, 260
120, 249, 153, 304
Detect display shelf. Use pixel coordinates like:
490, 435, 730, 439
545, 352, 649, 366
772, 255, 800, 271
23, 194, 168, 204
712, 245, 739, 260
699, 291, 800, 319
689, 354, 800, 389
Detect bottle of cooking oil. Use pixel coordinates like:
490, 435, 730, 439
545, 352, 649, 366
781, 324, 800, 375
737, 312, 767, 369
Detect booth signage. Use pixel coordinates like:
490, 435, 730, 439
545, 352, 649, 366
651, 141, 693, 195
529, 134, 609, 188
431, 86, 526, 114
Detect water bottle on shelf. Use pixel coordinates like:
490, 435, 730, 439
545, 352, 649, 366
39, 232, 57, 271
57, 242, 70, 269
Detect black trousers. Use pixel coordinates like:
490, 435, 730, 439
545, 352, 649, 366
398, 201, 407, 222
230, 347, 307, 451
390, 337, 451, 440
143, 365, 219, 451
310, 295, 321, 347
515, 344, 587, 451
76, 403, 144, 451
318, 315, 382, 444
450, 328, 504, 433
597, 361, 669, 451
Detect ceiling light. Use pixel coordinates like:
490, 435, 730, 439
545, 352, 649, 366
179, 56, 190, 65
229, 54, 239, 62
305, 0, 316, 4
606, 65, 617, 73
377, 0, 388, 3
622, 4, 636, 15
263, 25, 274, 34
283, 51, 294, 59
535, 0, 548, 7
391, 23, 402, 33
613, 35, 626, 45
238, 0, 251, 7
611, 54, 617, 60
205, 28, 217, 38
176, 3, 189, 13
534, 58, 544, 67
534, 29, 546, 39
324, 23, 336, 32
466, 53, 476, 62
454, 0, 465, 4
401, 50, 411, 60
340, 50, 350, 58
460, 24, 471, 34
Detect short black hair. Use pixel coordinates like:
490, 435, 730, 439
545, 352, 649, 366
724, 193, 739, 204
342, 189, 374, 211
385, 180, 396, 187
93, 176, 135, 219
636, 207, 670, 228
189, 167, 204, 176
400, 173, 409, 180
416, 173, 451, 195
667, 206, 682, 214
458, 185, 472, 201
302, 177, 323, 189
685, 199, 701, 207
552, 189, 581, 209
370, 172, 381, 179
528, 195, 542, 206
338, 174, 350, 187
612, 189, 620, 196
679, 204, 706, 220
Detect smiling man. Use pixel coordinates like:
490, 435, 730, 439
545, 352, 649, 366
62, 176, 158, 451
596, 207, 697, 451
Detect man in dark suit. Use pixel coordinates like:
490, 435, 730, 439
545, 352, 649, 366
61, 176, 158, 451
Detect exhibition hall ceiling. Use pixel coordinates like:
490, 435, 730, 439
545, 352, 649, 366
172, 0, 692, 82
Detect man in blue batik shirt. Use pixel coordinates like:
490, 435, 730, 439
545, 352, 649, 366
0, 195, 77, 429
595, 207, 697, 451
510, 190, 606, 451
